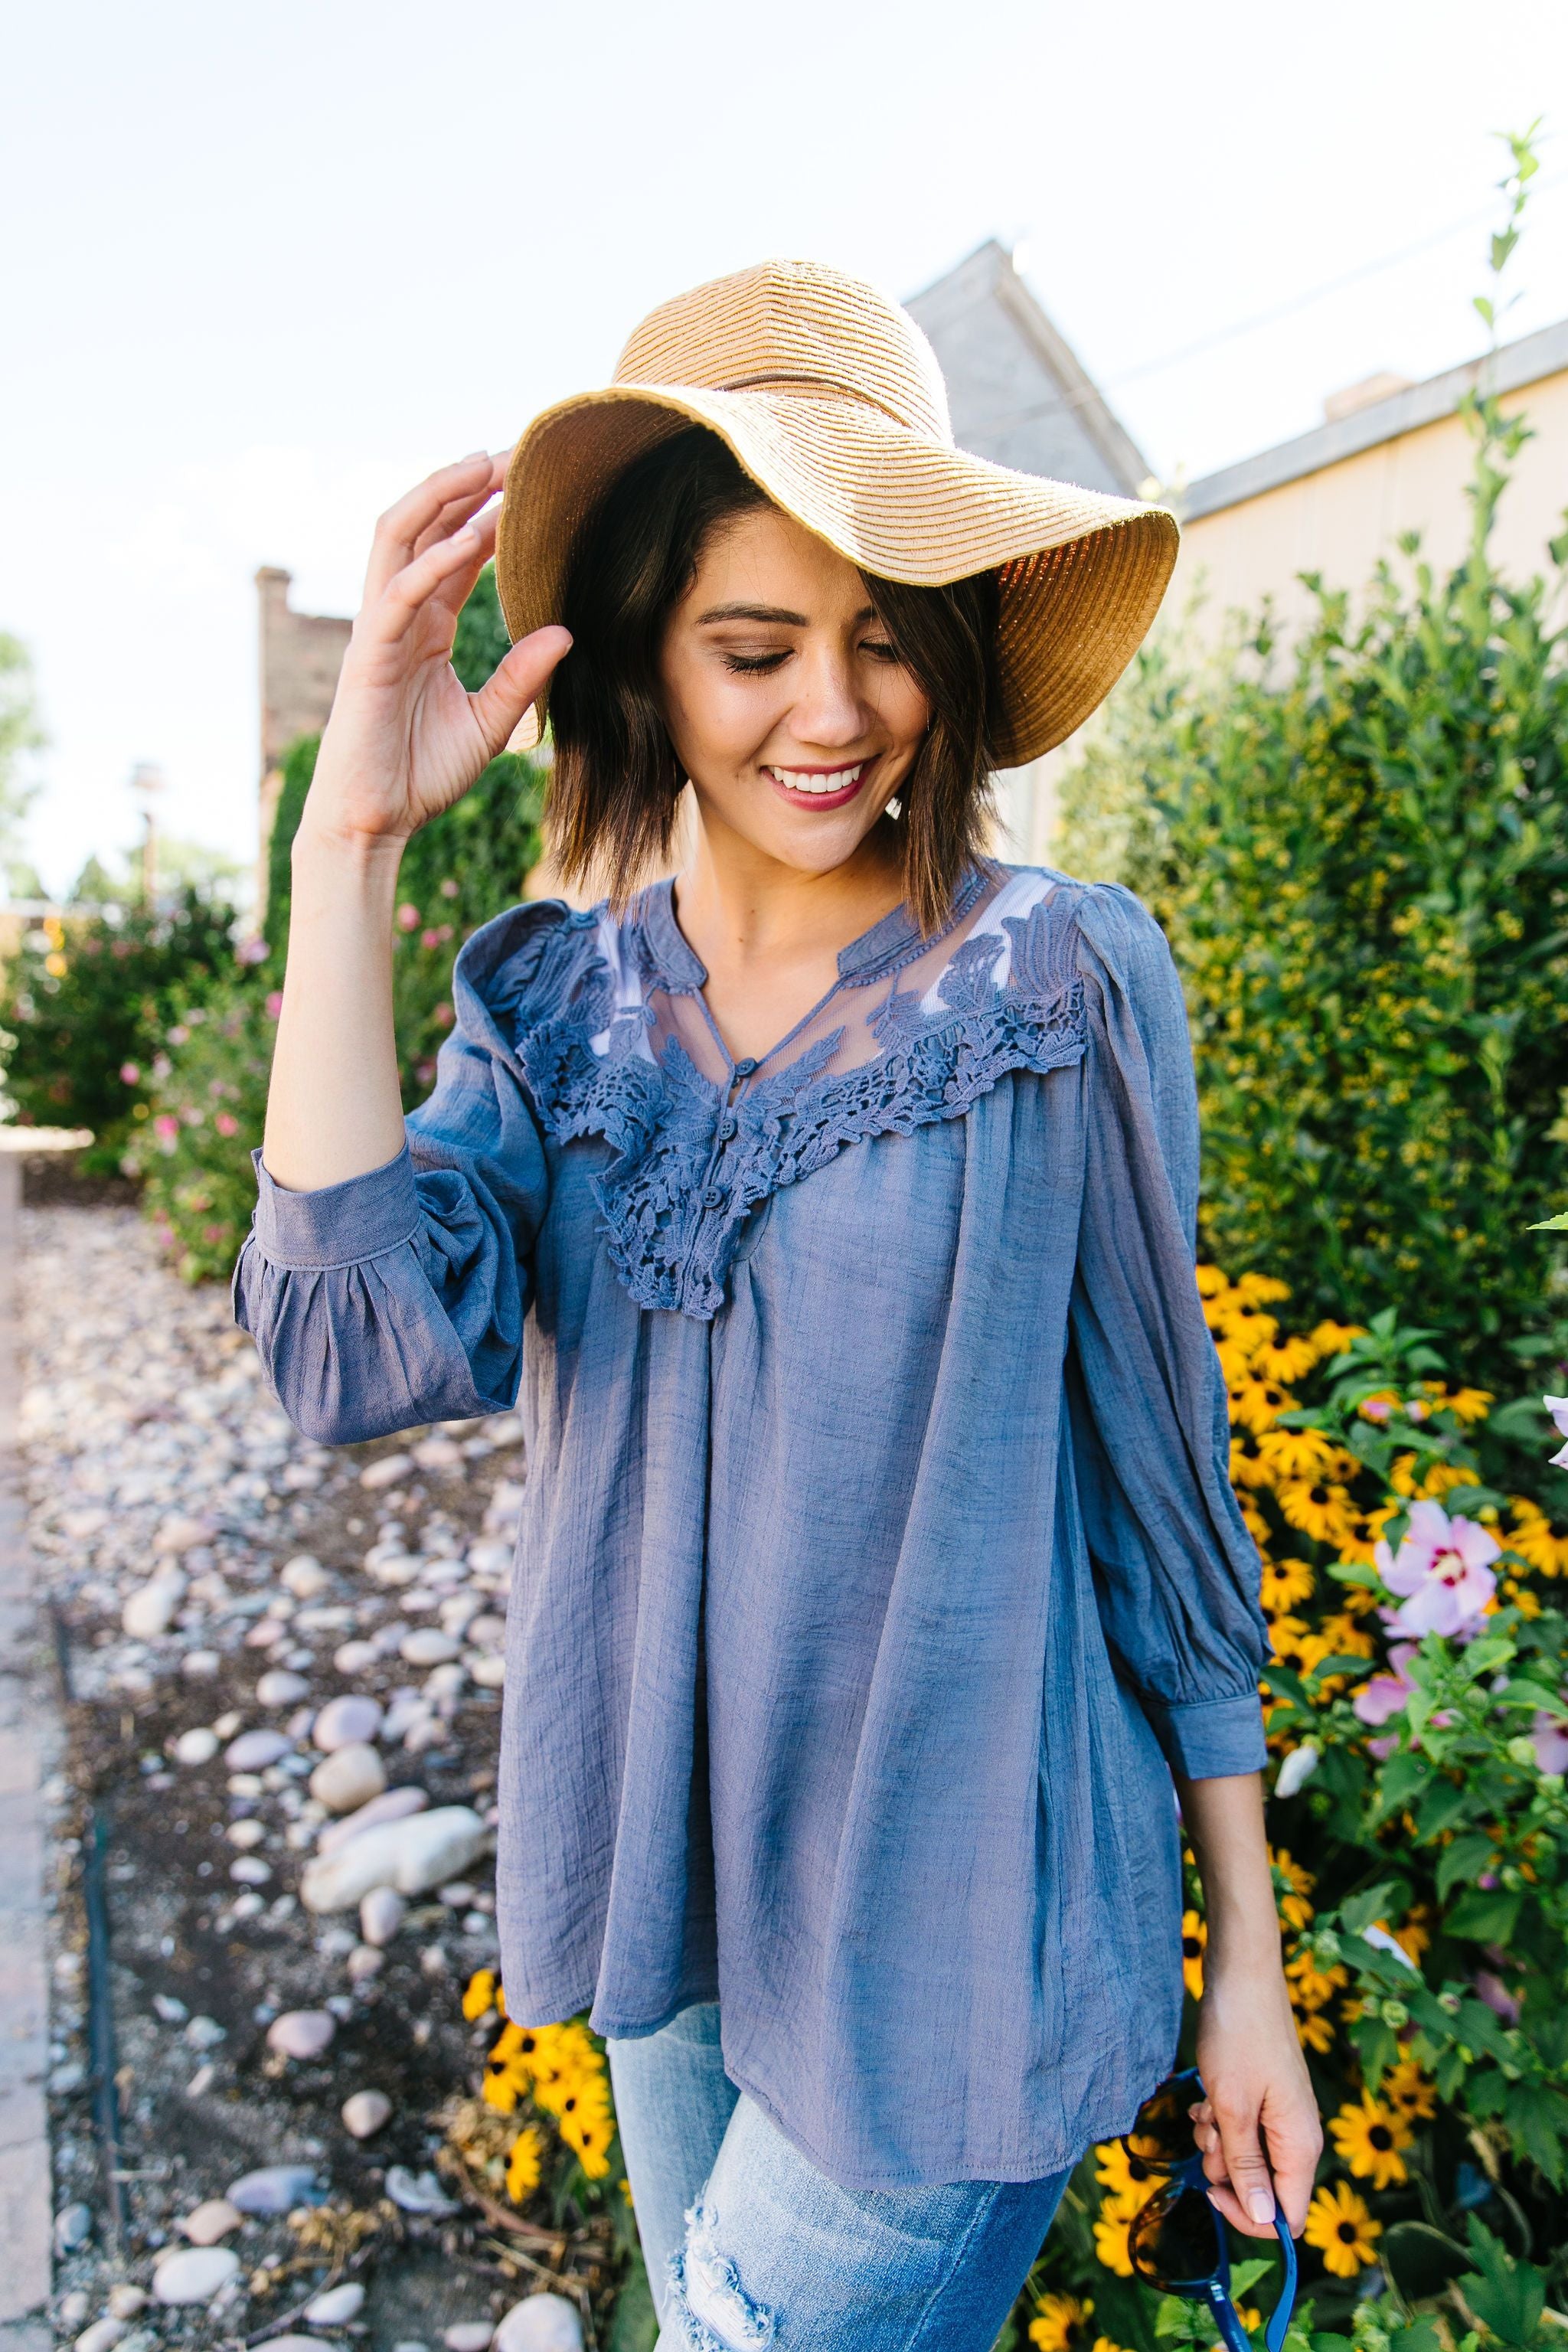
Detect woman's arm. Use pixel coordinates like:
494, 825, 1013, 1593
1178, 1769, 1323, 2236
263, 448, 569, 1192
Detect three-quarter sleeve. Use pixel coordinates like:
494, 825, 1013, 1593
233, 903, 558, 1446
1066, 883, 1270, 1779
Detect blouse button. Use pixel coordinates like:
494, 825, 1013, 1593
733, 1057, 757, 1077
701, 1184, 726, 1210
717, 1115, 737, 1142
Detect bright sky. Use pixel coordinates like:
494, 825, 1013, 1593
5, 0, 1568, 897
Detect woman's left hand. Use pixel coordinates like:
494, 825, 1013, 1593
1190, 1960, 1322, 2236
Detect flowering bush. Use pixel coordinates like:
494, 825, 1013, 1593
1008, 1266, 1568, 2352
121, 975, 280, 1280
0, 891, 235, 1168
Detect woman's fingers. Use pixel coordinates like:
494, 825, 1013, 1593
1261, 2083, 1323, 2236
1208, 2092, 1279, 2235
373, 524, 492, 645
363, 450, 502, 604
469, 626, 573, 763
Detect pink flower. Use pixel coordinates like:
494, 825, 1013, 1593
1474, 1971, 1520, 2025
119, 1061, 140, 1085
397, 903, 420, 931
1532, 1709, 1568, 1774
265, 991, 284, 1019
152, 1113, 178, 1142
1361, 1397, 1392, 1423
420, 927, 443, 951
235, 936, 269, 965
168, 1024, 189, 1047
1544, 1395, 1568, 1470
1377, 1499, 1499, 1638
214, 1111, 239, 1138
1354, 1642, 1419, 1726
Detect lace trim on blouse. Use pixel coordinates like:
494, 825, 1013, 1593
511, 868, 1088, 1318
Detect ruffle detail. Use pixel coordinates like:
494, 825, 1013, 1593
514, 887, 1090, 1320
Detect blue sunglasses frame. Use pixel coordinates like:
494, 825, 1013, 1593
1122, 2068, 1298, 2352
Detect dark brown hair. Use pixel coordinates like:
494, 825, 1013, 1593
546, 426, 1003, 933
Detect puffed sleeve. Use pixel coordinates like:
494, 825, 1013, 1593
232, 900, 569, 1446
1065, 881, 1270, 1779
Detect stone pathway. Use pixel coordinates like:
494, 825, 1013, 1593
19, 1196, 640, 2352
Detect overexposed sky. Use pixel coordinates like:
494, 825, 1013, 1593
5, 0, 1568, 896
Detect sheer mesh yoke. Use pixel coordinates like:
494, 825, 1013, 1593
510, 864, 1088, 1318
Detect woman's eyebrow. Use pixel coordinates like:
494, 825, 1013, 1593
694, 602, 879, 626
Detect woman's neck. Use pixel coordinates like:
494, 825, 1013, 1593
668, 808, 906, 1065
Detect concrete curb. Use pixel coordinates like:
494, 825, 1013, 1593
0, 1154, 53, 2341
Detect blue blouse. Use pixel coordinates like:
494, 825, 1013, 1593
234, 861, 1269, 2192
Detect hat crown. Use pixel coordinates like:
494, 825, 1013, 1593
613, 258, 954, 445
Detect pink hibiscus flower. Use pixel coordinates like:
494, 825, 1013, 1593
1544, 1394, 1568, 1472
1376, 1499, 1499, 1638
1353, 1642, 1419, 1727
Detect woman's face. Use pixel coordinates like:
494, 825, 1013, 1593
658, 504, 930, 876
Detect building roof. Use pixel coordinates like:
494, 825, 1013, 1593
1181, 314, 1568, 522
906, 240, 1151, 498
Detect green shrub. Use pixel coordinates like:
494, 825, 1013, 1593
0, 893, 236, 1170
126, 976, 279, 1280
1055, 398, 1568, 1414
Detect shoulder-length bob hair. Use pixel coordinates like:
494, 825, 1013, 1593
545, 426, 1003, 936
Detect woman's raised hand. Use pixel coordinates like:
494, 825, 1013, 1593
300, 451, 572, 854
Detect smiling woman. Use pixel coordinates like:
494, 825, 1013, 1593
237, 256, 1321, 2350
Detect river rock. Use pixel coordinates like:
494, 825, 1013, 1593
305, 2283, 366, 2324
444, 2328, 495, 2352
309, 1743, 387, 1813
225, 1727, 292, 1771
54, 2201, 92, 2252
361, 1453, 412, 1489
313, 1694, 384, 1752
300, 1806, 490, 1913
227, 2163, 325, 2214
256, 1669, 310, 1707
471, 1655, 506, 1689
318, 1787, 428, 1856
231, 1856, 272, 1885
77, 2320, 128, 2352
251, 2339, 332, 2352
107, 2288, 148, 2319
282, 1554, 331, 1599
153, 2246, 241, 2305
174, 1726, 219, 1766
494, 2298, 583, 2352
359, 1886, 407, 1945
266, 2009, 335, 2060
385, 2165, 458, 2215
155, 1513, 213, 1556
122, 1571, 187, 1639
181, 2197, 242, 2244
341, 2086, 393, 2138
346, 1943, 384, 1983
399, 1626, 459, 1666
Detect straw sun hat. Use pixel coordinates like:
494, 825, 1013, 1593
495, 258, 1177, 768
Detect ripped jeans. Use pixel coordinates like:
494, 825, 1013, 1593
605, 2004, 1068, 2350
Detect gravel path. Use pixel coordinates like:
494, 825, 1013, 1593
24, 1201, 641, 2352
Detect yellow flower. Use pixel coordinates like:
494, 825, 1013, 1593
1266, 1621, 1332, 1681
44, 951, 68, 978
1382, 2058, 1437, 2123
1093, 2139, 1161, 2201
1234, 1273, 1292, 1305
1285, 1946, 1348, 2012
1318, 1611, 1376, 1660
1330, 2093, 1413, 2189
1276, 1480, 1357, 1547
1507, 1500, 1568, 1578
1269, 1847, 1315, 1931
1230, 1440, 1274, 1489
1181, 1909, 1207, 2000
1295, 2007, 1334, 2053
1418, 1463, 1484, 1501
1229, 1380, 1291, 1437
1304, 2180, 1382, 2277
505, 2125, 544, 2202
1092, 2192, 1142, 2276
1195, 1264, 1229, 1298
1256, 1428, 1336, 1481
1091, 2339, 1133, 2352
1437, 1386, 1494, 1426
1383, 1906, 1432, 1964
1259, 1558, 1315, 1614
1029, 2292, 1093, 2352
462, 1968, 498, 2023
1253, 1334, 1323, 1383
1310, 1320, 1364, 1357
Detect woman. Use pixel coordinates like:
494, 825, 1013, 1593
237, 258, 1321, 2349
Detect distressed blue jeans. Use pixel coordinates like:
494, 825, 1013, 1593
606, 2004, 1069, 2350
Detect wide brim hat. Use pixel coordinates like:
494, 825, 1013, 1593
495, 259, 1177, 769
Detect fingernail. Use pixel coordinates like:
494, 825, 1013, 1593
1249, 2191, 1274, 2224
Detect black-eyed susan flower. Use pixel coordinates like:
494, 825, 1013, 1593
1093, 2139, 1159, 2202
462, 1968, 498, 2023
1256, 1427, 1336, 1481
1277, 1479, 1358, 1547
505, 2124, 544, 2201
1268, 1847, 1315, 1931
1304, 2180, 1382, 2277
1092, 2192, 1141, 2275
1329, 2092, 1413, 2189
1295, 2007, 1334, 2053
1029, 2292, 1093, 2352
1382, 2058, 1437, 2123
1259, 1557, 1316, 1613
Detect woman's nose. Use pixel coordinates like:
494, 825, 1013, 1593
786, 645, 867, 750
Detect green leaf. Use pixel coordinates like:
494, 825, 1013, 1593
1447, 1885, 1524, 1943
1342, 1880, 1409, 1933
1527, 1210, 1568, 1231
1503, 2080, 1568, 2186
1415, 1777, 1472, 1838
1437, 1832, 1498, 1900
1459, 2216, 1547, 2349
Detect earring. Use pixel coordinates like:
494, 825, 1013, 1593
885, 795, 903, 820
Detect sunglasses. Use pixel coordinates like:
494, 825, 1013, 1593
1119, 2069, 1298, 2352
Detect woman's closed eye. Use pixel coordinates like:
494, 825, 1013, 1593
718, 637, 904, 676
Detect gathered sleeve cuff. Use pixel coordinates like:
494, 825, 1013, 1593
1066, 882, 1270, 1782
250, 1142, 420, 1268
